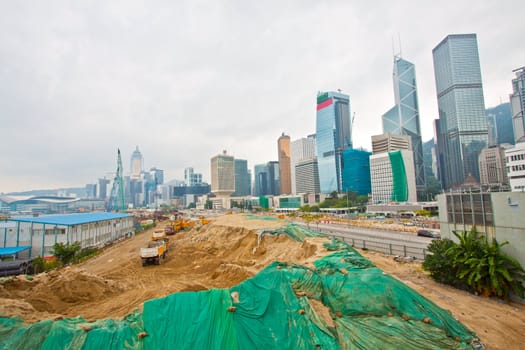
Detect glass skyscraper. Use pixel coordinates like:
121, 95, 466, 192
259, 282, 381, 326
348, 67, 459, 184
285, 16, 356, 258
432, 34, 488, 189
315, 91, 352, 193
233, 159, 251, 196
510, 66, 525, 143
382, 56, 425, 195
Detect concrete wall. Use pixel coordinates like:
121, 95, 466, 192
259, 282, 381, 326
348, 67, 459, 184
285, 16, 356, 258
438, 192, 525, 268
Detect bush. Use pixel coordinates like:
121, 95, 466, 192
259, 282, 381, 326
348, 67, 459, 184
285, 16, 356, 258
423, 227, 525, 299
32, 256, 62, 274
71, 247, 100, 263
52, 242, 81, 265
423, 239, 459, 286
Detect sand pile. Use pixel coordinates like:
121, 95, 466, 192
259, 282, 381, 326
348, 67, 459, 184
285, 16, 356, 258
0, 218, 329, 322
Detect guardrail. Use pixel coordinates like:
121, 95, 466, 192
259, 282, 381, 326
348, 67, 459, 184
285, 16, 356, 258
314, 228, 428, 261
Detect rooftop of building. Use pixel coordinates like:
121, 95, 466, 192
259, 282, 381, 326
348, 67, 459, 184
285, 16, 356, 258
7, 212, 131, 226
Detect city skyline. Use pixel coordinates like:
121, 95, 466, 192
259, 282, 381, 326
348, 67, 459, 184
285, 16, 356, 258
1, 1, 524, 192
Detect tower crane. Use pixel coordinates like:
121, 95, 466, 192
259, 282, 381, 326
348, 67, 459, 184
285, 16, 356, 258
107, 148, 126, 212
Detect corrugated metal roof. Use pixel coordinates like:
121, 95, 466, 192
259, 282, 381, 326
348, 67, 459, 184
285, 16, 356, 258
9, 212, 132, 226
0, 246, 32, 256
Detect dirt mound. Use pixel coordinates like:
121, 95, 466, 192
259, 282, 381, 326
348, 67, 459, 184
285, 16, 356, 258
0, 217, 329, 322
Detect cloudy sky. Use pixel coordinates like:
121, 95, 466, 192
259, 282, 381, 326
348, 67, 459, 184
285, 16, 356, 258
1, 0, 524, 193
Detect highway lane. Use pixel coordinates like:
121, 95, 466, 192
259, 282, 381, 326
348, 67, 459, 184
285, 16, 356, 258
293, 221, 437, 260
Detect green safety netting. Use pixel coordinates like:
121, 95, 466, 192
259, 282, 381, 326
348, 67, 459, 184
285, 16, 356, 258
258, 223, 324, 242
0, 238, 483, 349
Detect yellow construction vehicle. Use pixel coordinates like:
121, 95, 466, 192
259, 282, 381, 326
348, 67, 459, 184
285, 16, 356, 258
140, 230, 169, 266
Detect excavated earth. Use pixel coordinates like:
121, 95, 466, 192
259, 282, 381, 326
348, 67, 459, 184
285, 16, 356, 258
0, 213, 524, 350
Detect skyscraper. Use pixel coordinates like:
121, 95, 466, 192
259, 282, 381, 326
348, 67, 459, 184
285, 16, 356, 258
370, 150, 417, 204
432, 34, 488, 189
510, 66, 525, 143
382, 56, 425, 195
277, 133, 292, 194
316, 91, 352, 193
184, 167, 203, 186
290, 135, 316, 194
233, 159, 251, 196
341, 149, 371, 196
130, 146, 144, 180
295, 158, 320, 194
210, 150, 235, 198
254, 164, 268, 196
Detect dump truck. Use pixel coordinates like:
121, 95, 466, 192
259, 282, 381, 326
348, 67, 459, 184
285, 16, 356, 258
140, 230, 169, 266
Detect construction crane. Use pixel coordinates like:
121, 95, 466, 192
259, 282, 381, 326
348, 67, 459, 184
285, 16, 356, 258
107, 148, 126, 212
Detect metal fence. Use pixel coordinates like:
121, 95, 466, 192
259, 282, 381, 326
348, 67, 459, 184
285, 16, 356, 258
317, 229, 428, 260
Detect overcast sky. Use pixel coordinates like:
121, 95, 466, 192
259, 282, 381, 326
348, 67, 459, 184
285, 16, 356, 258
1, 1, 524, 193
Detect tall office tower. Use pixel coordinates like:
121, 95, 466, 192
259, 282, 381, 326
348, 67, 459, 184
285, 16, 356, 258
233, 159, 251, 196
486, 103, 514, 146
130, 146, 144, 180
267, 161, 280, 196
479, 146, 508, 189
210, 150, 235, 198
510, 67, 525, 143
295, 158, 320, 194
316, 91, 352, 193
382, 56, 425, 194
341, 149, 371, 196
432, 34, 488, 189
184, 167, 203, 186
371, 133, 411, 154
290, 135, 316, 194
254, 164, 269, 196
277, 133, 292, 194
97, 178, 110, 199
370, 150, 417, 204
149, 167, 164, 185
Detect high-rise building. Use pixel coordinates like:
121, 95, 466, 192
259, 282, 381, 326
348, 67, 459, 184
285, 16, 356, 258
486, 103, 514, 146
371, 133, 411, 154
184, 167, 203, 186
130, 146, 144, 180
479, 146, 509, 189
295, 158, 320, 194
510, 67, 525, 143
97, 178, 110, 199
505, 142, 525, 192
370, 150, 417, 204
277, 133, 292, 194
254, 164, 269, 196
210, 150, 235, 198
290, 135, 316, 194
316, 91, 352, 193
267, 161, 280, 196
150, 167, 164, 186
341, 149, 371, 196
382, 56, 425, 194
233, 159, 251, 196
432, 34, 488, 189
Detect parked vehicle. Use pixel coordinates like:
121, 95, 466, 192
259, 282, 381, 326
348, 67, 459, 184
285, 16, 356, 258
417, 229, 441, 239
140, 230, 169, 266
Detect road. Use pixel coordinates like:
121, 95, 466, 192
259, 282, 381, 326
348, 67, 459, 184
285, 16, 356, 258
293, 221, 435, 260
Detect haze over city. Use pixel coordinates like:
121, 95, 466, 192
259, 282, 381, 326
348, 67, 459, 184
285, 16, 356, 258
1, 0, 524, 193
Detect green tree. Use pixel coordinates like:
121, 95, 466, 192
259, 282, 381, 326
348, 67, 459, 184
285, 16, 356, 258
52, 242, 81, 265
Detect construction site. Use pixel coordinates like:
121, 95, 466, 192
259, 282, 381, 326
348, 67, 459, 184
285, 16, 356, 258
0, 213, 524, 349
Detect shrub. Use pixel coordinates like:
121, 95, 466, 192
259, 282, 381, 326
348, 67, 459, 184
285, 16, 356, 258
423, 227, 525, 299
423, 239, 459, 285
52, 242, 81, 265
